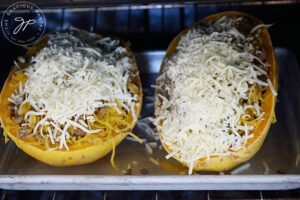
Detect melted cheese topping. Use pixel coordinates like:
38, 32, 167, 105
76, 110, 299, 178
155, 17, 275, 174
10, 29, 137, 150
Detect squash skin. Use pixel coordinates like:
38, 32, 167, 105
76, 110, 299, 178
156, 11, 278, 172
0, 31, 143, 167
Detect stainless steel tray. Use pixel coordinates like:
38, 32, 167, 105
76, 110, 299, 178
0, 48, 299, 190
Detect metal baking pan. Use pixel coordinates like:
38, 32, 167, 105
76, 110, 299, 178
0, 48, 299, 190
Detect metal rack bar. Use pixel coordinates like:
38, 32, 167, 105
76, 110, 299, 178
1, 191, 5, 200
52, 191, 56, 200
0, 0, 298, 9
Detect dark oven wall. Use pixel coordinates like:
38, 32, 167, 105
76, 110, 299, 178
1, 2, 300, 87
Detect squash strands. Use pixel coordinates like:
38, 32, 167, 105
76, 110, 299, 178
155, 12, 278, 174
0, 29, 142, 167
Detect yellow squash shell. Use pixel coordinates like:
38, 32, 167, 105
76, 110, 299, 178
0, 31, 143, 167
156, 11, 278, 172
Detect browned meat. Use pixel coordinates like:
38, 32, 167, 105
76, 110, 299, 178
98, 107, 108, 116
14, 115, 24, 124
74, 128, 86, 137
18, 128, 28, 138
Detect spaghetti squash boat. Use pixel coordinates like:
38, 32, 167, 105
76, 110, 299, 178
0, 28, 142, 167
155, 11, 278, 174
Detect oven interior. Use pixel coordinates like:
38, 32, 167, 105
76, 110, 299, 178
0, 0, 299, 179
